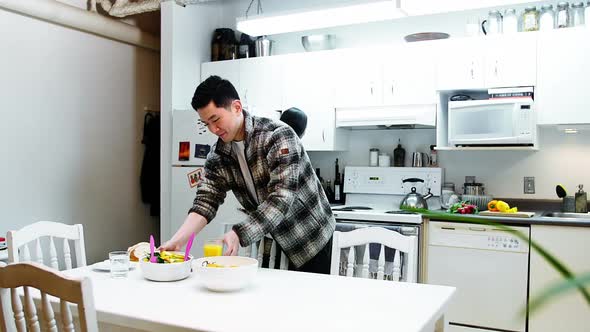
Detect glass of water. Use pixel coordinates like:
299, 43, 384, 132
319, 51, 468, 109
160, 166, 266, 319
109, 250, 130, 278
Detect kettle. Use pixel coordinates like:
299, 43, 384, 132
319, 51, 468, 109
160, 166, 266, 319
400, 178, 433, 209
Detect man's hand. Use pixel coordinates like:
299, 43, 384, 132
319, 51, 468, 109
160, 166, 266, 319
223, 230, 240, 256
158, 240, 182, 252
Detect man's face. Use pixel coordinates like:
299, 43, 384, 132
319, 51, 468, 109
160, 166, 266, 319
198, 100, 244, 143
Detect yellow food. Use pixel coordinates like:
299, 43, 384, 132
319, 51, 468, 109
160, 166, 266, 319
205, 263, 238, 268
496, 200, 510, 213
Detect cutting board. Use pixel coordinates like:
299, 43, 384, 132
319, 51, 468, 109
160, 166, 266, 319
479, 210, 535, 218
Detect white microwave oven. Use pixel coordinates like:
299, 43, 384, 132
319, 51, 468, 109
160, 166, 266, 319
448, 98, 535, 146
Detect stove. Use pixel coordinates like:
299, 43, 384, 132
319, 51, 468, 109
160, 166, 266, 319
331, 167, 443, 225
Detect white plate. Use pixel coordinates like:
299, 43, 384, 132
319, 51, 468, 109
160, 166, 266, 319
91, 260, 136, 272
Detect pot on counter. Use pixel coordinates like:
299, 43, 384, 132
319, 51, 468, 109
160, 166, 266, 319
463, 183, 485, 196
400, 178, 434, 209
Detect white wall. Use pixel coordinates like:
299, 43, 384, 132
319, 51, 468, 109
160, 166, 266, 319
217, 0, 589, 200
0, 8, 160, 264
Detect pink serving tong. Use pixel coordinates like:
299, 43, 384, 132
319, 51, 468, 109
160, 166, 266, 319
184, 233, 195, 261
149, 235, 156, 263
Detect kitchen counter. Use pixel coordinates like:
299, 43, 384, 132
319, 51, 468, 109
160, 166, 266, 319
421, 210, 590, 227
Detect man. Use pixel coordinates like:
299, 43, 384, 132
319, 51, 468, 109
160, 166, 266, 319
161, 76, 335, 273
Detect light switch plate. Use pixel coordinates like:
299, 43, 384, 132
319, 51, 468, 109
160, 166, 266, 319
524, 177, 535, 194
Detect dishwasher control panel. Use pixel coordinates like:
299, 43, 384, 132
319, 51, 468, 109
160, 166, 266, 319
429, 222, 530, 253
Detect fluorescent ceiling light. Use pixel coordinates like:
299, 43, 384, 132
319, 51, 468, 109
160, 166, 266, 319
237, 0, 406, 37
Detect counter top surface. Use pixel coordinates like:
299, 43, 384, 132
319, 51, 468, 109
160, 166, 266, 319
422, 210, 590, 227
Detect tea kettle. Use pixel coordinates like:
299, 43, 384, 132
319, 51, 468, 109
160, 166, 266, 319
400, 178, 434, 210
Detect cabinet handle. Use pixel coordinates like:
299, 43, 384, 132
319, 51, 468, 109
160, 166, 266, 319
322, 129, 325, 142
391, 82, 394, 96
370, 86, 374, 95
470, 61, 475, 80
494, 60, 499, 77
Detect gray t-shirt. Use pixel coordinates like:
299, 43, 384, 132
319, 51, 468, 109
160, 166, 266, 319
232, 141, 259, 204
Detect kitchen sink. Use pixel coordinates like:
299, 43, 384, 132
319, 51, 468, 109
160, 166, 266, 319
542, 211, 590, 219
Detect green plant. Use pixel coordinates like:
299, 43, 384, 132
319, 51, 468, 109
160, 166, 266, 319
406, 208, 590, 314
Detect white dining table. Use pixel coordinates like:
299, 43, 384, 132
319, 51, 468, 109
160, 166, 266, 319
63, 262, 455, 332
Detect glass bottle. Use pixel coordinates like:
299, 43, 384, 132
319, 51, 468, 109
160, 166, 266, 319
393, 139, 405, 167
571, 2, 585, 26
557, 2, 571, 28
539, 4, 556, 30
504, 8, 519, 33
522, 6, 540, 31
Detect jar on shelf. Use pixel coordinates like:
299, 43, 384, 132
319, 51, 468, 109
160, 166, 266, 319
522, 6, 540, 31
571, 2, 585, 26
504, 8, 519, 33
557, 2, 571, 28
539, 5, 556, 30
369, 148, 379, 167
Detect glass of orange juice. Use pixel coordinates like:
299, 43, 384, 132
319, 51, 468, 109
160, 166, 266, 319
203, 239, 223, 257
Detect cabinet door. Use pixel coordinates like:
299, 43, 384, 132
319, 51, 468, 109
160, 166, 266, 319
536, 28, 590, 125
382, 43, 437, 105
529, 225, 590, 332
239, 56, 283, 118
333, 50, 382, 107
282, 53, 345, 151
484, 33, 537, 88
436, 38, 485, 90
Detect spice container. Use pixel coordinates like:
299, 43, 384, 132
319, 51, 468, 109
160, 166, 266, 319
504, 8, 519, 33
369, 148, 379, 167
522, 6, 540, 31
540, 4, 556, 30
572, 2, 585, 26
557, 2, 571, 28
378, 153, 391, 167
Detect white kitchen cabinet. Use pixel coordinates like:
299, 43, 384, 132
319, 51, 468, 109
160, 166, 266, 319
201, 60, 240, 91
239, 56, 284, 118
382, 42, 437, 105
282, 53, 348, 151
529, 225, 590, 332
436, 33, 537, 90
536, 28, 590, 125
333, 50, 382, 108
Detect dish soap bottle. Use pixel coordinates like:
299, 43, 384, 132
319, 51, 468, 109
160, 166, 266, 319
393, 139, 406, 167
575, 184, 588, 213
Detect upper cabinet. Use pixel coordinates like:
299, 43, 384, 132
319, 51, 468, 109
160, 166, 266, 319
334, 45, 437, 108
436, 33, 537, 90
536, 28, 590, 125
239, 56, 283, 119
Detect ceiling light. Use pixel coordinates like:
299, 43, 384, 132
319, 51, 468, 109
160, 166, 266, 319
236, 0, 406, 37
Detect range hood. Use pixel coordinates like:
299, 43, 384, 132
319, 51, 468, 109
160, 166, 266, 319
335, 104, 436, 129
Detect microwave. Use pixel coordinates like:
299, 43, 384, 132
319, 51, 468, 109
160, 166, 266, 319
448, 98, 535, 146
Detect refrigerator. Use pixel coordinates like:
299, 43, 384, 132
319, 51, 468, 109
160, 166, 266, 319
171, 109, 244, 259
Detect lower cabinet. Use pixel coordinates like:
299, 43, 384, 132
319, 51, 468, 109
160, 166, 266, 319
529, 225, 590, 332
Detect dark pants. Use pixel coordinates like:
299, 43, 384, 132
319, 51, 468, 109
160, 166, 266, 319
288, 236, 333, 275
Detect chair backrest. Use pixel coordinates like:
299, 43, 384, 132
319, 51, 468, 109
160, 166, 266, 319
0, 261, 98, 332
330, 227, 418, 282
242, 237, 289, 270
7, 221, 87, 270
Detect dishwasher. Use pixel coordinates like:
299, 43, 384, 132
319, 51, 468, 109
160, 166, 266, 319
426, 221, 530, 332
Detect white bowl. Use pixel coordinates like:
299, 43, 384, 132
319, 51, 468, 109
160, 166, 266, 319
194, 256, 258, 292
139, 253, 193, 282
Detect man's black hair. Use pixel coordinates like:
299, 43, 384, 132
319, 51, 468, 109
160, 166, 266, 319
191, 75, 240, 111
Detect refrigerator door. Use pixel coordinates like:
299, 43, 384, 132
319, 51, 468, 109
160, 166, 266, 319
172, 109, 217, 166
171, 166, 244, 259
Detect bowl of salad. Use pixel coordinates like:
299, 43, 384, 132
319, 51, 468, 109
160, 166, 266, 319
194, 256, 258, 292
139, 251, 193, 282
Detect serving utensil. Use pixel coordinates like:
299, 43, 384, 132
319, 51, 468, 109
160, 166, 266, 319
185, 233, 195, 261
149, 235, 156, 263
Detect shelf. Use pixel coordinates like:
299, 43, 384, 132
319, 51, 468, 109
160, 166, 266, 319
435, 146, 539, 151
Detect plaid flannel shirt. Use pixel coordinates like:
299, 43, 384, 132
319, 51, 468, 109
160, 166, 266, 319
189, 111, 335, 267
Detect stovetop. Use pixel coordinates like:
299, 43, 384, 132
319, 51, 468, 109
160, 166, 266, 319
331, 205, 423, 224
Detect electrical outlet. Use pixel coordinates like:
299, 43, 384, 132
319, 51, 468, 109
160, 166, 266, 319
524, 177, 535, 194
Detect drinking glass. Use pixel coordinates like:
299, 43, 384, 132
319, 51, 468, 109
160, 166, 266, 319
109, 250, 129, 278
203, 239, 224, 257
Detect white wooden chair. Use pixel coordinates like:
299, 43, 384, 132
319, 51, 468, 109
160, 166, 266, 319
243, 237, 289, 270
7, 221, 87, 270
330, 227, 418, 282
0, 261, 98, 332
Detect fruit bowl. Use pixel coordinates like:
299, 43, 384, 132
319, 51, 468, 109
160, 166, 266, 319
194, 256, 258, 292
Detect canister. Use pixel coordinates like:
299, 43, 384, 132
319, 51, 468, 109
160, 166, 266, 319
369, 148, 379, 167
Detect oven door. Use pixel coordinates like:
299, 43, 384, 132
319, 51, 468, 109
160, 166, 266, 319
335, 220, 420, 282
